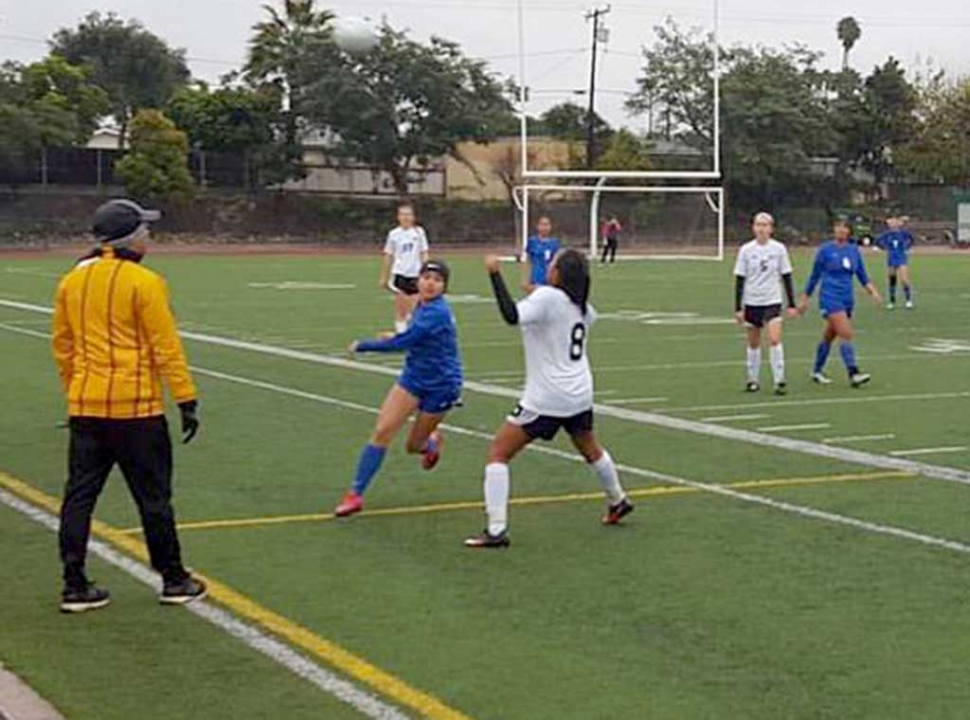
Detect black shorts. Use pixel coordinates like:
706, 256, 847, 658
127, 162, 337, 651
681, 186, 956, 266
744, 304, 782, 329
508, 405, 594, 441
390, 274, 419, 296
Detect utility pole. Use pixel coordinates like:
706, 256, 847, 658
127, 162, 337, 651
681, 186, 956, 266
585, 5, 611, 169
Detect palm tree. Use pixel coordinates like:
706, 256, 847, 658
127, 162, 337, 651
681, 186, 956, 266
837, 17, 861, 71
244, 0, 333, 87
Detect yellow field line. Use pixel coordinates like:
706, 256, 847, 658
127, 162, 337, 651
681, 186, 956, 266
116, 469, 915, 535
0, 471, 473, 720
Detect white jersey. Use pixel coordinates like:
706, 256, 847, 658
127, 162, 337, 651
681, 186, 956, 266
516, 286, 597, 417
733, 238, 793, 307
384, 226, 429, 278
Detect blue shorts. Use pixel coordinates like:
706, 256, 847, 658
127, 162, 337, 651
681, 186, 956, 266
398, 379, 462, 414
821, 302, 853, 319
887, 257, 908, 269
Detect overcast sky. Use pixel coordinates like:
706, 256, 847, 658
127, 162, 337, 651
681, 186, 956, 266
2, 0, 968, 131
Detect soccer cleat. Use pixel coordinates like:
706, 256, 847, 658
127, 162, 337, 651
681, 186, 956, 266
602, 498, 635, 525
60, 582, 111, 614
905, 300, 914, 309
464, 529, 511, 549
334, 491, 364, 518
745, 382, 760, 393
774, 382, 788, 396
811, 372, 833, 385
850, 372, 872, 388
886, 302, 895, 310
422, 431, 443, 470
160, 576, 208, 606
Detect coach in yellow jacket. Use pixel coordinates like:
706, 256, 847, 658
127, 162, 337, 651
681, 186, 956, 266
52, 199, 206, 613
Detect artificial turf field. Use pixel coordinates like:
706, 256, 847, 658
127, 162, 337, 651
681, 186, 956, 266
1, 246, 969, 720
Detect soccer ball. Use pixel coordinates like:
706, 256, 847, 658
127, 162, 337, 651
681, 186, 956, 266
333, 16, 379, 56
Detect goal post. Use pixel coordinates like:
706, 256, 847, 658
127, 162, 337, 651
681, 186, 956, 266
519, 184, 725, 263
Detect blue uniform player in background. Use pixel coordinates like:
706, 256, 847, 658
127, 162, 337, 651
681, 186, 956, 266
335, 260, 463, 517
521, 215, 562, 292
799, 219, 883, 388
875, 215, 915, 309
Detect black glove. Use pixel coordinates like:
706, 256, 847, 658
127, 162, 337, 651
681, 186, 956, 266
178, 400, 200, 445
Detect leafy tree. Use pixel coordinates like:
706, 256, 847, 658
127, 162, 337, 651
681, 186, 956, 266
294, 25, 514, 195
837, 17, 862, 71
21, 56, 109, 143
51, 12, 190, 147
857, 58, 917, 184
116, 109, 194, 199
596, 129, 651, 173
897, 76, 970, 186
626, 19, 714, 149
536, 102, 612, 144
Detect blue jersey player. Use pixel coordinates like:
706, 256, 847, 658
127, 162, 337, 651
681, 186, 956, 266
799, 220, 882, 388
521, 216, 562, 292
335, 260, 463, 517
875, 215, 915, 309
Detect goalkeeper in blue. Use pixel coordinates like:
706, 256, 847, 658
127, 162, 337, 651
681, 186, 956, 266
798, 220, 882, 388
335, 260, 463, 518
875, 215, 915, 309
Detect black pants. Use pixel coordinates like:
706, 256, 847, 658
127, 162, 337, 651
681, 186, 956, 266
601, 239, 618, 263
60, 416, 187, 588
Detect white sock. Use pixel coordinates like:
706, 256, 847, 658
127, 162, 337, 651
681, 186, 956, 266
591, 450, 625, 503
770, 343, 786, 385
746, 347, 761, 383
484, 463, 510, 535
394, 319, 408, 334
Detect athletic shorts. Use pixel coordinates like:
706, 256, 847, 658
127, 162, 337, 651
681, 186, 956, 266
887, 257, 908, 269
398, 379, 462, 414
744, 304, 782, 329
390, 275, 419, 296
508, 404, 594, 442
821, 302, 853, 319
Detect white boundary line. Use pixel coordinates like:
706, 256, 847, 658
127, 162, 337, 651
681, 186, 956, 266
0, 487, 411, 720
118, 367, 970, 559
700, 414, 770, 423
823, 434, 896, 445
758, 423, 832, 433
890, 447, 968, 458
3, 300, 970, 488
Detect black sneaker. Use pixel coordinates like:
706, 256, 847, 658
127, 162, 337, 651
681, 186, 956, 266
745, 381, 760, 393
602, 498, 635, 525
774, 382, 788, 396
61, 583, 111, 614
160, 576, 208, 606
464, 529, 511, 549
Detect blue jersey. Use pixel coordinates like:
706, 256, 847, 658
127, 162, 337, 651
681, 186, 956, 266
525, 236, 562, 286
875, 230, 913, 267
356, 296, 463, 395
805, 240, 870, 312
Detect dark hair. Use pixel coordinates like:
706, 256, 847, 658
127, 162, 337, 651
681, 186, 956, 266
833, 218, 853, 235
554, 249, 590, 314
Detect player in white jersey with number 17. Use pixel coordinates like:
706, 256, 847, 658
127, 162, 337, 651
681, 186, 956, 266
378, 203, 429, 333
733, 212, 799, 395
465, 249, 634, 549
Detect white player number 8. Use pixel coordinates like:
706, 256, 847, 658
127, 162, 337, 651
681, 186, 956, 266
569, 323, 586, 361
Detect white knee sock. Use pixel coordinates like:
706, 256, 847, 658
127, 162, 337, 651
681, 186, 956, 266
591, 450, 625, 503
484, 463, 510, 535
746, 347, 761, 383
394, 319, 408, 334
770, 343, 786, 385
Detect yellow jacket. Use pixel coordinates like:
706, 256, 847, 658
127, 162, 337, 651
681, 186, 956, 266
52, 248, 198, 419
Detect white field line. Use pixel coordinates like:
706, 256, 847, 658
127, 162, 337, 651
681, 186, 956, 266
662, 391, 970, 414
890, 447, 968, 458
0, 487, 412, 720
126, 367, 970, 559
700, 414, 771, 423
3, 267, 61, 279
3, 299, 970, 488
758, 423, 832, 433
823, 434, 896, 445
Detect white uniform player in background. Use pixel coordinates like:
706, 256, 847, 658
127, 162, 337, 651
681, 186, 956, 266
733, 212, 799, 395
378, 203, 429, 333
465, 249, 634, 549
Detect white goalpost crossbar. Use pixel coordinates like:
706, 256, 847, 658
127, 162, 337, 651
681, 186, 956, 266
518, 184, 725, 262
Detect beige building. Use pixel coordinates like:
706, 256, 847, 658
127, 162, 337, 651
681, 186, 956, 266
446, 137, 574, 201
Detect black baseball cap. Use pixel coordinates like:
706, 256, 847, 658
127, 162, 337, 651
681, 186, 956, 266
420, 259, 451, 289
92, 199, 162, 242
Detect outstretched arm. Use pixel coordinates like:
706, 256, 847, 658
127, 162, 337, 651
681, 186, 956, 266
354, 316, 431, 354
486, 256, 519, 325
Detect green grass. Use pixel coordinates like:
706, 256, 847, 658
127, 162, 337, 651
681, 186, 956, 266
1, 247, 970, 719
